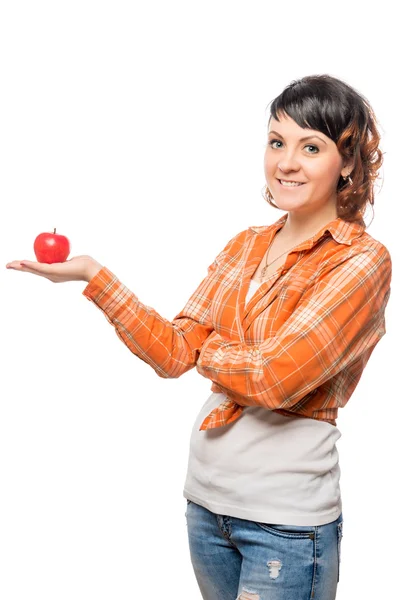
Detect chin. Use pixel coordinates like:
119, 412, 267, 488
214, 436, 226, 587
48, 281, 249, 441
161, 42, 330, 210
272, 198, 308, 211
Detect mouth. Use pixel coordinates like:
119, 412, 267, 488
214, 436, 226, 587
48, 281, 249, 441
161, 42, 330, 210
277, 179, 306, 188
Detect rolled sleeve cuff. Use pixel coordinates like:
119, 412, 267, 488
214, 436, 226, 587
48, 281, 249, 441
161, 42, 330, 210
82, 266, 139, 321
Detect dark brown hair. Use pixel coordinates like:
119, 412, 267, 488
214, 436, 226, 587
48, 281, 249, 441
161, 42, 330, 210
264, 74, 383, 227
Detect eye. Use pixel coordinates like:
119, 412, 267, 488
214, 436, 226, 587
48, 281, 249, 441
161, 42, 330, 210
305, 144, 319, 154
268, 139, 283, 149
267, 139, 320, 154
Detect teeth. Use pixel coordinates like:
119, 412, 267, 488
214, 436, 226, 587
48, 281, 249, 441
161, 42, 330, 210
280, 180, 303, 187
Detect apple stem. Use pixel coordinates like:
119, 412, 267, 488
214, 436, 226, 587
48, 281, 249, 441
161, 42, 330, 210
54, 228, 56, 234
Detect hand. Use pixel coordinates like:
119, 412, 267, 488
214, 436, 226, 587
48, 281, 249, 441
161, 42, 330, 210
5, 255, 103, 283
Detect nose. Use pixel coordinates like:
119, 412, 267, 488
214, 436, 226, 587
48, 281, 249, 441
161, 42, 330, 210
277, 149, 301, 174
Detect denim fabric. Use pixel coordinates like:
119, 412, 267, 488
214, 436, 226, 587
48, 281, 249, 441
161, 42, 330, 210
186, 500, 343, 600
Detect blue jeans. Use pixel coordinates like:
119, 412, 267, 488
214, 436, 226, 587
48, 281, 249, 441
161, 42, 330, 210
186, 500, 343, 600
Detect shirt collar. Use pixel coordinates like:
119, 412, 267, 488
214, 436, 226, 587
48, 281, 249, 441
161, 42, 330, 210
250, 213, 365, 247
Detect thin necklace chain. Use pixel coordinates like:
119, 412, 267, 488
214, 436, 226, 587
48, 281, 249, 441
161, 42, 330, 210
260, 229, 322, 278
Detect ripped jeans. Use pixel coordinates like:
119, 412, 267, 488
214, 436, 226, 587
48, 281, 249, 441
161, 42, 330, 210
186, 500, 343, 600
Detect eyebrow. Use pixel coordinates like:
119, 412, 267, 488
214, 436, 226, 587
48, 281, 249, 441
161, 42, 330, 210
268, 130, 327, 146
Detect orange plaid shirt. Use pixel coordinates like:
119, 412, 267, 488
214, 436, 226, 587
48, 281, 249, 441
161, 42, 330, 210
83, 213, 392, 430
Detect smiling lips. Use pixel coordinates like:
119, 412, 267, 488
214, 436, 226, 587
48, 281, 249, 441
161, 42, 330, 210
278, 179, 305, 187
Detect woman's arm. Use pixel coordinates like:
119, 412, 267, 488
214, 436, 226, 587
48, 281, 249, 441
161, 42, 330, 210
196, 244, 392, 410
82, 266, 214, 378
6, 230, 247, 379
82, 229, 247, 378
6, 255, 214, 378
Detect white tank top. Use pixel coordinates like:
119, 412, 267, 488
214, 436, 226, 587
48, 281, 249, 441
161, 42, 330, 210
183, 279, 342, 526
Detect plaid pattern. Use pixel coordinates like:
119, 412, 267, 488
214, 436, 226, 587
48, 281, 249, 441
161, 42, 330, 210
83, 213, 392, 430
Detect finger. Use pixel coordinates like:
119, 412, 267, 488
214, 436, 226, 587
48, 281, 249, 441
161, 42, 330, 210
19, 260, 46, 270
6, 260, 55, 276
6, 260, 29, 270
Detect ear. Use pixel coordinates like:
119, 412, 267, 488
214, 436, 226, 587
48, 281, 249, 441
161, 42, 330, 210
341, 158, 356, 178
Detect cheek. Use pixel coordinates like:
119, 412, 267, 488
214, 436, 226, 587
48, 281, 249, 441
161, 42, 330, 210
263, 151, 275, 176
306, 162, 337, 185
307, 156, 343, 183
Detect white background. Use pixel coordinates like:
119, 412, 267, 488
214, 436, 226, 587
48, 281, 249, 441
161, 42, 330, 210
0, 1, 398, 598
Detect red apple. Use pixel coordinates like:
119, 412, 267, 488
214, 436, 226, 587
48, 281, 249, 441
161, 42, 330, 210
34, 228, 71, 263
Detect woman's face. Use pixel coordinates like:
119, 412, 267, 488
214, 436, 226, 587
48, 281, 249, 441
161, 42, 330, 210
264, 112, 351, 217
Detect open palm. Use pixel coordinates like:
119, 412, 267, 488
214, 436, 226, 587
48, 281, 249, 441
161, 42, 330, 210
5, 255, 102, 283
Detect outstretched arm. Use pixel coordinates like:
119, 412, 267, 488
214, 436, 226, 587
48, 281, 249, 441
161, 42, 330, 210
5, 255, 213, 378
6, 229, 247, 379
82, 266, 214, 378
80, 230, 247, 377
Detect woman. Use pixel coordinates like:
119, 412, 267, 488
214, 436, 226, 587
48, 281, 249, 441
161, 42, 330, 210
6, 74, 392, 600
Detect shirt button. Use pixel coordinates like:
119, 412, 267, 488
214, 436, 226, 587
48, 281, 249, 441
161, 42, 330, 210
282, 269, 287, 274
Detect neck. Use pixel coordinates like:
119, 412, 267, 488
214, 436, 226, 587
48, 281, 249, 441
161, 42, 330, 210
280, 206, 339, 240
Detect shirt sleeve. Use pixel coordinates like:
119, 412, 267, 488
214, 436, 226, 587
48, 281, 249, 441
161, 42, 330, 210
82, 229, 247, 379
196, 245, 392, 410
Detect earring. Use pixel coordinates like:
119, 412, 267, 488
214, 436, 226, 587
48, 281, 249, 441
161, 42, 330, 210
345, 174, 353, 185
264, 185, 273, 201
343, 174, 358, 196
